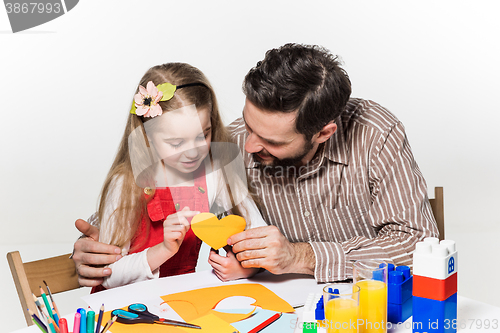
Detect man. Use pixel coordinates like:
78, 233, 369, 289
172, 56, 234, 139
73, 44, 438, 287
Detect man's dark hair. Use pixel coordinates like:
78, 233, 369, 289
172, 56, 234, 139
243, 43, 352, 140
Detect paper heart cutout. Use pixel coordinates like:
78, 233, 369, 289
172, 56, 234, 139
191, 213, 246, 250
214, 296, 257, 311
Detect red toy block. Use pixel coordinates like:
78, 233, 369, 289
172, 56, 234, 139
413, 272, 457, 301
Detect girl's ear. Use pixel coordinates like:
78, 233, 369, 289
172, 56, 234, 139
312, 122, 337, 144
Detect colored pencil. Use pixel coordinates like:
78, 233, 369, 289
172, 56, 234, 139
58, 318, 69, 333
95, 304, 104, 333
31, 294, 42, 318
100, 315, 117, 333
248, 312, 281, 333
40, 286, 55, 323
43, 280, 62, 320
33, 293, 49, 321
73, 312, 81, 333
28, 309, 45, 326
48, 323, 57, 333
32, 317, 48, 333
28, 309, 48, 333
48, 317, 60, 333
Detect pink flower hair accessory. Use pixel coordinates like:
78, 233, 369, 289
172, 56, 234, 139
129, 81, 207, 118
131, 81, 165, 118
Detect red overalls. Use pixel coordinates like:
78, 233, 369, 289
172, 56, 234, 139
91, 169, 208, 293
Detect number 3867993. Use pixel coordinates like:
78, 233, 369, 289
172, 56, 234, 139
5, 2, 61, 14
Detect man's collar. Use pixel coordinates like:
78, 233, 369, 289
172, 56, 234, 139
322, 116, 349, 165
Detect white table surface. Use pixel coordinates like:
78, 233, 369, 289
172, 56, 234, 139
11, 270, 500, 333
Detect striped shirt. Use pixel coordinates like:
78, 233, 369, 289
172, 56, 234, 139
228, 98, 438, 283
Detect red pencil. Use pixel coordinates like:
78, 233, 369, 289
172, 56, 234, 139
248, 312, 282, 333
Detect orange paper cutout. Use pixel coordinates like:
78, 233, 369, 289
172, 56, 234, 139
161, 283, 294, 322
191, 213, 246, 250
178, 313, 238, 333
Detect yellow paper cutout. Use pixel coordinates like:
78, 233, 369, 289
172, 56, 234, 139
191, 213, 246, 250
178, 313, 238, 333
161, 283, 295, 322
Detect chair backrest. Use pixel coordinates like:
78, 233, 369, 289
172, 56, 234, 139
6, 251, 81, 326
429, 186, 445, 241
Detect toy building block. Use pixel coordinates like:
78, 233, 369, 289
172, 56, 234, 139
302, 293, 330, 333
413, 238, 458, 280
389, 297, 413, 324
412, 238, 458, 333
413, 293, 457, 333
303, 293, 322, 324
388, 266, 412, 304
315, 288, 340, 322
302, 322, 318, 333
315, 295, 325, 321
413, 238, 458, 301
387, 265, 413, 323
413, 272, 457, 301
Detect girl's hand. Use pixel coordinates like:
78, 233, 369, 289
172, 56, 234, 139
208, 245, 260, 281
163, 206, 199, 255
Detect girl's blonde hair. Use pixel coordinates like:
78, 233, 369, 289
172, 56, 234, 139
97, 63, 241, 249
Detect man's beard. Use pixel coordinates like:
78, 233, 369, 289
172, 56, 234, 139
253, 139, 314, 168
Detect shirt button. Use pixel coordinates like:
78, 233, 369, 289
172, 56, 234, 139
304, 211, 310, 217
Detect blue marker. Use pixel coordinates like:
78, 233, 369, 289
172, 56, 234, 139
77, 308, 86, 333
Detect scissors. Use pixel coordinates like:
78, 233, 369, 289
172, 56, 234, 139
111, 303, 201, 329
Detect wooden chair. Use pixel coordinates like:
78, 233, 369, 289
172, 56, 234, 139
429, 186, 445, 240
6, 251, 81, 326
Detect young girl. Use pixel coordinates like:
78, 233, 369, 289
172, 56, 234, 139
92, 63, 265, 292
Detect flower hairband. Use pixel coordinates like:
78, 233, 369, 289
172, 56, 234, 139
130, 81, 207, 118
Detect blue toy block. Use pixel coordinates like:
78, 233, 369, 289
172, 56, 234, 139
387, 265, 413, 323
315, 288, 339, 321
373, 263, 393, 281
315, 295, 325, 320
412, 293, 457, 333
388, 296, 412, 324
388, 267, 413, 304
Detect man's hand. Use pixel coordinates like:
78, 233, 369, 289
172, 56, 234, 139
73, 219, 122, 287
208, 245, 260, 281
227, 225, 315, 275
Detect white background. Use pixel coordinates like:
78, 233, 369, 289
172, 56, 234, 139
1, 1, 499, 332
